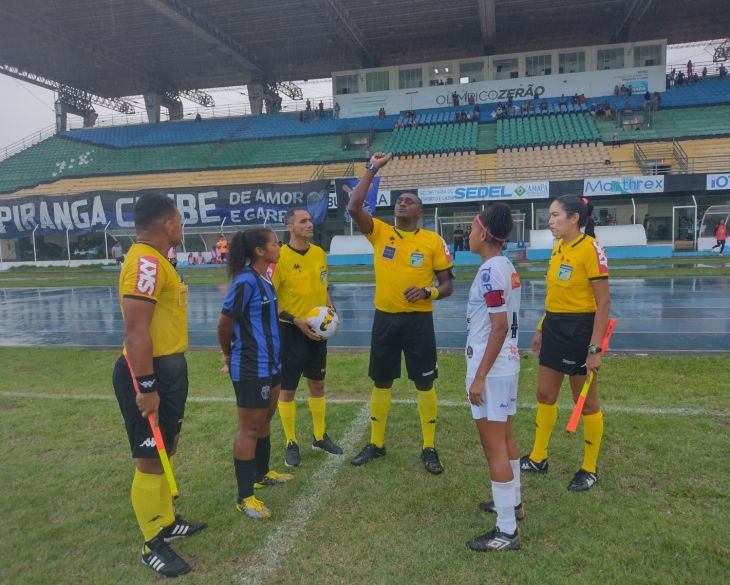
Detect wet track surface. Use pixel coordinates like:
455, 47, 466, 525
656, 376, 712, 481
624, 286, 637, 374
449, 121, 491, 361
1, 276, 729, 353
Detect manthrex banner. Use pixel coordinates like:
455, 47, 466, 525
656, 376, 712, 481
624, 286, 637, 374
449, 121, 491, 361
0, 181, 330, 239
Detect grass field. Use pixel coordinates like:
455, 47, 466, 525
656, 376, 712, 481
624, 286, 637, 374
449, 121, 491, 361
1, 348, 729, 585
1, 255, 729, 287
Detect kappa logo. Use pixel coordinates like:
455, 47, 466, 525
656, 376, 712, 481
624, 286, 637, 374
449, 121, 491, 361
135, 256, 159, 296
139, 437, 157, 448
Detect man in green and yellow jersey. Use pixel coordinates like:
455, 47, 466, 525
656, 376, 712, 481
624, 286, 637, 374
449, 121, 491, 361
347, 153, 454, 474
273, 208, 343, 467
112, 194, 206, 577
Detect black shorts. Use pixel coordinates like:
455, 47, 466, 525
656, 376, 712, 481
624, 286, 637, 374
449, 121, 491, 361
369, 310, 438, 385
233, 372, 282, 409
280, 323, 327, 390
539, 312, 594, 376
113, 353, 188, 459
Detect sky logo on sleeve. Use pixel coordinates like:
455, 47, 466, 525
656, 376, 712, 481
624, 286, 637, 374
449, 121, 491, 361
135, 256, 159, 296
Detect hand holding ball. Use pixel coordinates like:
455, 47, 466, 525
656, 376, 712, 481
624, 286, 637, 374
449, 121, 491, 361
305, 306, 340, 340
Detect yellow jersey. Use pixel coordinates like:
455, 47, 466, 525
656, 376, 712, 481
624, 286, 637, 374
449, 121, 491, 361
366, 218, 453, 313
272, 243, 328, 319
545, 234, 609, 313
119, 243, 188, 357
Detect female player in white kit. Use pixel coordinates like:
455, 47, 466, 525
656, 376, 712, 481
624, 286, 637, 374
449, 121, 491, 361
464, 202, 523, 552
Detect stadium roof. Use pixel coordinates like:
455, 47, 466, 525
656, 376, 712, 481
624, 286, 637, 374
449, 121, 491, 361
0, 0, 727, 98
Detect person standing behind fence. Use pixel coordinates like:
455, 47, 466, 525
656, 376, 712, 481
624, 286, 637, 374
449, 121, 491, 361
712, 219, 727, 255
453, 224, 465, 257
218, 235, 228, 262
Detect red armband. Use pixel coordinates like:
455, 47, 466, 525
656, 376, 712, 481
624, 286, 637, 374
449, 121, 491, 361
484, 290, 505, 308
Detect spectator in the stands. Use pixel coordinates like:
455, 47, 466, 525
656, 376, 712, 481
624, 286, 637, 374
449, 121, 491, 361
306, 99, 312, 111
720, 64, 727, 79
652, 92, 660, 111
194, 251, 205, 265
471, 108, 480, 121
452, 91, 460, 106
318, 100, 324, 115
692, 72, 699, 83
379, 107, 386, 119
334, 102, 340, 119
686, 60, 693, 78
187, 252, 194, 265
676, 71, 685, 85
702, 66, 708, 80
540, 100, 548, 112
467, 93, 475, 105
611, 132, 620, 148
299, 110, 306, 123
559, 94, 568, 107
643, 91, 652, 113
613, 85, 620, 96
452, 225, 465, 257
195, 113, 202, 122
604, 104, 612, 119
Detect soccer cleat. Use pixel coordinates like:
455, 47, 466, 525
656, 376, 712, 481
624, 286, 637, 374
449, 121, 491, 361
141, 533, 191, 577
254, 469, 294, 489
312, 433, 344, 455
160, 514, 208, 543
568, 468, 598, 492
236, 495, 272, 519
467, 527, 521, 552
479, 501, 526, 521
351, 443, 386, 466
284, 441, 301, 467
520, 455, 548, 474
420, 447, 444, 475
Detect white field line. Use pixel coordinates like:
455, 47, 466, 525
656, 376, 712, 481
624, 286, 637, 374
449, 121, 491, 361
236, 404, 370, 585
0, 391, 727, 417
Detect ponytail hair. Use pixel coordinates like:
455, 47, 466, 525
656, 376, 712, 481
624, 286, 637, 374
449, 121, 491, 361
582, 197, 596, 237
475, 202, 513, 246
227, 228, 274, 278
555, 195, 587, 228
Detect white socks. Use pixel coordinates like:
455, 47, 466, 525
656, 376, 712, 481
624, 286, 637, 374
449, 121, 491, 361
492, 479, 517, 535
510, 459, 522, 506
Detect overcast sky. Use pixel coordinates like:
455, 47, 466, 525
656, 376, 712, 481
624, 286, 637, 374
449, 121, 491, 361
0, 43, 720, 149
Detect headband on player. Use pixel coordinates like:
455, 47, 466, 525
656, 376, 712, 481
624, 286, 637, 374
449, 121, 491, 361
475, 214, 506, 243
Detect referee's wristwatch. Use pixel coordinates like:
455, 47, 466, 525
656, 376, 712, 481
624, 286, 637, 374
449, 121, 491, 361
365, 162, 379, 175
587, 343, 602, 355
421, 287, 434, 299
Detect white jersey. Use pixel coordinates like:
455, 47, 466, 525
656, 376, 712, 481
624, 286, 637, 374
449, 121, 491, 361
465, 255, 522, 377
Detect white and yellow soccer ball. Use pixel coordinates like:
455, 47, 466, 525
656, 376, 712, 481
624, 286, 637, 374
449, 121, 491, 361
305, 306, 340, 340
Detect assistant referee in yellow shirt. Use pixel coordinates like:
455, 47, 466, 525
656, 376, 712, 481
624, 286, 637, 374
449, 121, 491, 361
347, 152, 454, 474
273, 208, 343, 467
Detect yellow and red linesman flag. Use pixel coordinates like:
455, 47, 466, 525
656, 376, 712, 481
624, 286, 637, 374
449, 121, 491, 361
566, 319, 617, 433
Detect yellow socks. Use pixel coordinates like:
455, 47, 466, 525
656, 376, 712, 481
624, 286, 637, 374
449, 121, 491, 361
581, 411, 604, 473
308, 396, 326, 441
131, 469, 165, 542
417, 388, 438, 449
529, 402, 558, 462
158, 470, 176, 528
369, 387, 392, 448
278, 400, 297, 444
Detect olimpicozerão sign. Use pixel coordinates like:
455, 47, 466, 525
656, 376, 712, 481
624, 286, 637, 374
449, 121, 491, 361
583, 176, 665, 196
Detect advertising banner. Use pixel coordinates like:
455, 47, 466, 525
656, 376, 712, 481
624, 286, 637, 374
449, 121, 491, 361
0, 181, 330, 239
583, 176, 665, 196
706, 173, 730, 191
418, 182, 550, 204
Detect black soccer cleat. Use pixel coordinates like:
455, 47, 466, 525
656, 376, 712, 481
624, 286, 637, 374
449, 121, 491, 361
160, 514, 208, 543
520, 455, 548, 474
141, 533, 191, 578
568, 468, 598, 492
467, 527, 521, 552
312, 433, 344, 455
479, 501, 526, 521
420, 447, 444, 475
351, 443, 386, 466
284, 440, 301, 467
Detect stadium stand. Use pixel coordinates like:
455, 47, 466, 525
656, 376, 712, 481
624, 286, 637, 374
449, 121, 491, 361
497, 113, 600, 148
379, 152, 477, 187
62, 111, 396, 147
383, 122, 478, 155
497, 143, 610, 181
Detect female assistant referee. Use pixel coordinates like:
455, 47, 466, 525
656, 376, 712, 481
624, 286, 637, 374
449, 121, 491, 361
521, 195, 611, 491
218, 228, 293, 519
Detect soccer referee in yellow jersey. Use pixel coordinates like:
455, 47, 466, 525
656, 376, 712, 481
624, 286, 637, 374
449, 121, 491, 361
273, 208, 343, 467
348, 152, 454, 474
112, 194, 206, 577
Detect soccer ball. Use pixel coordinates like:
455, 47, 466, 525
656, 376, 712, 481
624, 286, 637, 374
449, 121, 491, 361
305, 306, 340, 340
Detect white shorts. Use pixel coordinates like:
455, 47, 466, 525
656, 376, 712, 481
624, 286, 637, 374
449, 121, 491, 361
465, 373, 519, 421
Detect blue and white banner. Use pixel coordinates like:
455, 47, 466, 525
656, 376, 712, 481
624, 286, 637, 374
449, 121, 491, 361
583, 176, 665, 196
334, 177, 391, 220
706, 173, 730, 191
418, 182, 550, 204
0, 181, 330, 239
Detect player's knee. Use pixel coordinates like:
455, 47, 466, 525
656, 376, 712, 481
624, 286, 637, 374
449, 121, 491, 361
136, 457, 164, 474
374, 380, 393, 389
307, 379, 325, 396
536, 388, 557, 404
415, 381, 434, 391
